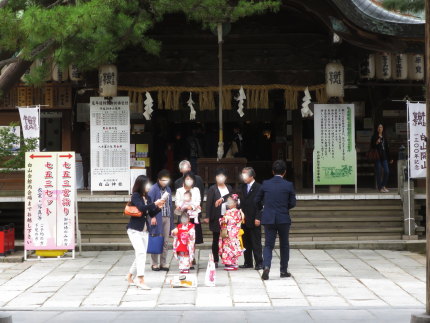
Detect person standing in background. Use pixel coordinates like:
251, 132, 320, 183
371, 123, 393, 193
255, 160, 296, 281
239, 167, 263, 270
148, 169, 174, 272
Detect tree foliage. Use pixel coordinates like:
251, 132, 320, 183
0, 0, 280, 86
381, 0, 424, 13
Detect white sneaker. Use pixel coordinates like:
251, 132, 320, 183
136, 283, 152, 290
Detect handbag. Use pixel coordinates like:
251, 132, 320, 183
147, 234, 164, 254
123, 203, 143, 217
366, 148, 380, 162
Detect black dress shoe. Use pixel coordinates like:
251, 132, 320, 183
160, 266, 170, 272
151, 266, 160, 271
254, 264, 264, 270
262, 267, 270, 280
280, 271, 292, 278
239, 264, 253, 269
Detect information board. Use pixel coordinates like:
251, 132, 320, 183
90, 97, 130, 192
313, 104, 357, 186
24, 152, 76, 250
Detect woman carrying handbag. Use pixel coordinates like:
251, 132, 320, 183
125, 175, 165, 290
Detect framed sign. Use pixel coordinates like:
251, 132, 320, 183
313, 104, 357, 191
90, 97, 130, 192
24, 152, 76, 255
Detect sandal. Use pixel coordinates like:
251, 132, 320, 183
136, 283, 152, 290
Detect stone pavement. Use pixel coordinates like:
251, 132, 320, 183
0, 249, 426, 321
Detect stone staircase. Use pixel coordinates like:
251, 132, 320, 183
76, 198, 405, 243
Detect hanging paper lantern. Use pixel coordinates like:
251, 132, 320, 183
52, 62, 69, 82
375, 52, 392, 80
392, 53, 408, 80
325, 61, 344, 98
34, 57, 52, 82
69, 64, 83, 81
408, 54, 424, 81
359, 54, 375, 79
99, 64, 117, 97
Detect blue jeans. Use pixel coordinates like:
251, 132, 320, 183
375, 159, 389, 190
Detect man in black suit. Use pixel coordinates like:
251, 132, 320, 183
239, 167, 263, 270
255, 160, 296, 280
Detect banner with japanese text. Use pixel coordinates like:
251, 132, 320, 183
313, 104, 356, 185
18, 106, 40, 151
90, 97, 130, 192
408, 102, 427, 178
24, 152, 75, 250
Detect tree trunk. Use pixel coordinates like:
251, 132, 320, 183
0, 59, 32, 94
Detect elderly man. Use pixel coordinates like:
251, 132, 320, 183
239, 167, 263, 270
174, 160, 204, 201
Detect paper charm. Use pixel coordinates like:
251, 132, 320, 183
187, 92, 196, 120
217, 141, 224, 160
204, 252, 216, 287
235, 86, 246, 117
143, 91, 153, 120
301, 87, 313, 118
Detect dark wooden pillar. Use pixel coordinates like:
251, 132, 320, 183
61, 110, 72, 151
292, 110, 303, 190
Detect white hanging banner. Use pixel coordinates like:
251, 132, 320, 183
24, 152, 76, 251
408, 102, 427, 178
90, 97, 130, 192
18, 106, 40, 151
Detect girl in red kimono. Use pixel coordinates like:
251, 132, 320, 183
172, 214, 195, 274
219, 194, 244, 271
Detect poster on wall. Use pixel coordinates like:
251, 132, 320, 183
24, 152, 76, 251
313, 104, 357, 187
407, 102, 426, 178
90, 97, 130, 192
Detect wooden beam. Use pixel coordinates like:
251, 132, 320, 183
292, 110, 303, 190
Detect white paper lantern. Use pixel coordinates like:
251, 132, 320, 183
69, 64, 83, 81
52, 62, 69, 82
408, 54, 424, 81
392, 53, 408, 80
325, 61, 344, 98
359, 54, 375, 79
34, 58, 52, 81
99, 64, 117, 97
375, 52, 392, 80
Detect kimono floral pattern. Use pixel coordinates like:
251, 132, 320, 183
219, 208, 243, 266
173, 223, 195, 270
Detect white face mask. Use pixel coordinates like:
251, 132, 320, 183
216, 175, 226, 184
185, 179, 194, 187
160, 179, 170, 187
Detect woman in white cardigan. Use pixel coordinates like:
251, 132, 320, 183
175, 172, 203, 267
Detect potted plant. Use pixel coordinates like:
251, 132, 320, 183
0, 122, 38, 193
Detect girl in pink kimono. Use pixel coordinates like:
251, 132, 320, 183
172, 214, 195, 274
219, 194, 244, 271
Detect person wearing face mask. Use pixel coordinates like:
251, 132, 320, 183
205, 168, 232, 267
126, 175, 166, 290
171, 214, 195, 274
238, 167, 263, 270
148, 169, 174, 271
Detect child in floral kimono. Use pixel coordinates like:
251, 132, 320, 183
219, 194, 244, 271
171, 214, 195, 274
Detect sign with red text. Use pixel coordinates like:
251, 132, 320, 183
24, 152, 76, 250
